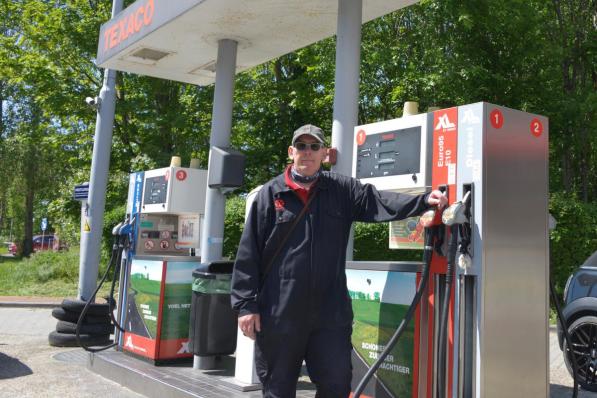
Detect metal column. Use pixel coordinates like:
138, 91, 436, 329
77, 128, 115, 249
196, 38, 238, 369
331, 0, 362, 259
77, 0, 123, 301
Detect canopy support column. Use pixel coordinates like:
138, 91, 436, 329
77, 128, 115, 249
195, 38, 238, 370
331, 0, 362, 260
78, 0, 123, 301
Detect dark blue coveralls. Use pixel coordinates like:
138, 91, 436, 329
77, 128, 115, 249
231, 171, 429, 398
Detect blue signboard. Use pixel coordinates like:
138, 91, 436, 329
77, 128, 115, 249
41, 218, 48, 231
73, 183, 90, 200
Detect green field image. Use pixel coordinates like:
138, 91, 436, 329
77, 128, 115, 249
130, 273, 161, 338
352, 298, 414, 397
161, 282, 192, 340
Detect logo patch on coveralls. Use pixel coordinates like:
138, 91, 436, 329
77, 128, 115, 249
274, 199, 285, 211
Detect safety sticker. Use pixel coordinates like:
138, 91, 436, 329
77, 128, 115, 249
83, 219, 91, 232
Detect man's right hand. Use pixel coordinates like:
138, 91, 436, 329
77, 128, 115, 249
238, 313, 261, 340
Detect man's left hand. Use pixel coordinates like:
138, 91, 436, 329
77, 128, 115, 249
427, 190, 448, 209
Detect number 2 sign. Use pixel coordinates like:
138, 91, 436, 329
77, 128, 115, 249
530, 118, 543, 137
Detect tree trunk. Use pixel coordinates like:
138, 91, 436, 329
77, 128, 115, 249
562, 150, 572, 192
22, 178, 34, 257
22, 139, 37, 257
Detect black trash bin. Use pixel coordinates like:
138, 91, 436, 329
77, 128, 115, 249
188, 261, 238, 356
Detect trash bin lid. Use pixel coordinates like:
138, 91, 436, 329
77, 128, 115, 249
192, 271, 232, 280
193, 260, 234, 277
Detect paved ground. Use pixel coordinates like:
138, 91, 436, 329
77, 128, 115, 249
0, 300, 593, 397
0, 306, 143, 398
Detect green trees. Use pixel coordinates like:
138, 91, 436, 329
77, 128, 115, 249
0, 0, 594, 288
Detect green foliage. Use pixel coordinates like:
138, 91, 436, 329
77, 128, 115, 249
0, 247, 113, 296
223, 195, 248, 259
101, 203, 126, 255
549, 193, 597, 294
0, 248, 78, 295
354, 222, 422, 262
222, 194, 426, 263
0, 0, 594, 297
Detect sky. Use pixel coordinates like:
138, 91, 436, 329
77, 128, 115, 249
346, 269, 416, 305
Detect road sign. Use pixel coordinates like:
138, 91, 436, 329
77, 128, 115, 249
73, 183, 90, 200
41, 218, 48, 232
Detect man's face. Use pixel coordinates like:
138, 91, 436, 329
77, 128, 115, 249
288, 135, 327, 177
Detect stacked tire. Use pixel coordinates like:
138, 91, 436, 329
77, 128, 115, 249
48, 298, 113, 347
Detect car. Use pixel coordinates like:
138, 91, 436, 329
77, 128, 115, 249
4, 241, 18, 256
32, 234, 55, 252
557, 249, 597, 392
5, 235, 63, 255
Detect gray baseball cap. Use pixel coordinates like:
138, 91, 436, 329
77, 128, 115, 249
292, 124, 325, 145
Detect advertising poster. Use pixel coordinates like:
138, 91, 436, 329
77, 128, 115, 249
348, 269, 417, 398
159, 261, 197, 358
127, 259, 163, 339
123, 259, 163, 358
389, 216, 424, 250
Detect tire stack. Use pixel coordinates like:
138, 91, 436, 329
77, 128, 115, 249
48, 298, 113, 347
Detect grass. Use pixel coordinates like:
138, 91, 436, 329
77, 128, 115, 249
0, 247, 115, 298
352, 299, 414, 396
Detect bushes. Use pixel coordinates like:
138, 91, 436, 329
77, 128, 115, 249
353, 222, 422, 262
0, 249, 80, 296
224, 195, 247, 259
550, 193, 597, 294
3, 192, 591, 298
0, 247, 113, 296
223, 192, 597, 298
222, 195, 426, 263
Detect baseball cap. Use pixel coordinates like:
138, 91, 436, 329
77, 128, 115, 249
292, 124, 325, 145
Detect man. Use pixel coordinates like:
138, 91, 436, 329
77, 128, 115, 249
231, 124, 446, 397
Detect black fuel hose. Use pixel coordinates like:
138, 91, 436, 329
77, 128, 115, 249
550, 277, 579, 398
76, 234, 126, 352
436, 224, 458, 398
353, 227, 435, 398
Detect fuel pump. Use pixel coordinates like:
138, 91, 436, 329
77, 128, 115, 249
349, 102, 550, 398
115, 160, 208, 363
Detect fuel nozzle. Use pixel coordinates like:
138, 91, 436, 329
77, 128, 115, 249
442, 191, 471, 226
111, 222, 124, 236
419, 190, 447, 228
118, 215, 136, 236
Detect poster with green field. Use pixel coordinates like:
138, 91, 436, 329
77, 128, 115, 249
160, 261, 196, 340
128, 259, 163, 338
348, 269, 417, 398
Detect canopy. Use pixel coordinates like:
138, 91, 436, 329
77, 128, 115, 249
97, 0, 417, 85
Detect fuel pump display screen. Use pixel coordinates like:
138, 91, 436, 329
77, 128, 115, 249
144, 175, 168, 205
356, 127, 421, 179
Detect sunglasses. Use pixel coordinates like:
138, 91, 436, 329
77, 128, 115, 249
294, 142, 324, 151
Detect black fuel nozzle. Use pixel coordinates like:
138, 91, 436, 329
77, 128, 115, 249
419, 192, 446, 257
